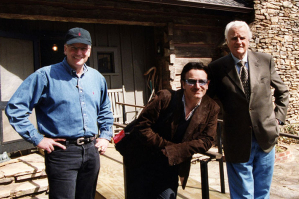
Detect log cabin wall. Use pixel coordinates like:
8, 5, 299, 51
0, 0, 254, 91
0, 0, 254, 153
162, 14, 254, 90
144, 5, 253, 90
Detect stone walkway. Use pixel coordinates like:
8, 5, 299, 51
1, 143, 299, 198
0, 153, 48, 198
189, 143, 299, 199
271, 144, 299, 199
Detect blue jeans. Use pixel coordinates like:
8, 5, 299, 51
45, 140, 100, 199
226, 136, 275, 199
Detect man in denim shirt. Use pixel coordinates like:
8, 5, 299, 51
5, 27, 113, 199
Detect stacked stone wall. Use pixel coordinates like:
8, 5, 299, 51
250, 0, 299, 124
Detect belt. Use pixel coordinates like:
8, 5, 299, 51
63, 136, 96, 146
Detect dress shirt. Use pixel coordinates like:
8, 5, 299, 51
231, 52, 248, 75
5, 58, 114, 146
182, 95, 201, 120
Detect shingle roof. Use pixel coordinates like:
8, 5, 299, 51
192, 0, 253, 8
130, 0, 253, 13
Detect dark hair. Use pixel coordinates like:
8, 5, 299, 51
180, 62, 209, 82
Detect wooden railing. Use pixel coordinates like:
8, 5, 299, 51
279, 132, 299, 139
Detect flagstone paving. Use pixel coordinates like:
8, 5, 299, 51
1, 143, 299, 198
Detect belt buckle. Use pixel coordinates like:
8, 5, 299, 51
76, 137, 85, 145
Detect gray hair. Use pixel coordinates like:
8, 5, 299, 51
224, 21, 252, 41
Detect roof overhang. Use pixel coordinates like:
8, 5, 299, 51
129, 0, 253, 13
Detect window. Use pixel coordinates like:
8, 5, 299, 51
97, 52, 114, 73
92, 47, 118, 74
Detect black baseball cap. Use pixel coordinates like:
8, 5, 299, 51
65, 27, 92, 45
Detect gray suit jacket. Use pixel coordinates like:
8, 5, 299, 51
208, 51, 289, 163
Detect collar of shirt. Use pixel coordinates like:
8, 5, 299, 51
231, 52, 248, 75
182, 94, 202, 121
62, 57, 88, 77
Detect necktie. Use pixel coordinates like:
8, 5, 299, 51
238, 61, 250, 100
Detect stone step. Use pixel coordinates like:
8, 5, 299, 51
0, 178, 48, 198
0, 153, 48, 198
0, 153, 45, 180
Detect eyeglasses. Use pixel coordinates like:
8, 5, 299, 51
67, 45, 90, 53
185, 79, 208, 86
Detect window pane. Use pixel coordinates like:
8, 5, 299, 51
97, 52, 114, 73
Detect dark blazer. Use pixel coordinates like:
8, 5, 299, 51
208, 51, 289, 163
124, 89, 220, 189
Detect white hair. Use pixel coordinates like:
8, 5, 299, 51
224, 21, 252, 41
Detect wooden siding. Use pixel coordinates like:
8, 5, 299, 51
0, 18, 155, 100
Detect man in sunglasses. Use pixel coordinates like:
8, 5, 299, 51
122, 62, 220, 198
5, 27, 113, 199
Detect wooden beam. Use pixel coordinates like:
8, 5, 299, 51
0, 0, 251, 27
0, 13, 166, 26
129, 0, 253, 13
113, 122, 126, 128
279, 132, 299, 140
173, 43, 215, 47
174, 24, 224, 32
115, 102, 145, 109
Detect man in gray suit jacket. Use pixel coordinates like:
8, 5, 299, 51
208, 21, 289, 199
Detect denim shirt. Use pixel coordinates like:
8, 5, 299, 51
5, 58, 113, 146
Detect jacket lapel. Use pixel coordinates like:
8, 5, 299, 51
223, 54, 244, 93
248, 51, 259, 102
224, 52, 260, 100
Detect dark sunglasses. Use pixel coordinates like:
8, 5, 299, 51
185, 79, 208, 86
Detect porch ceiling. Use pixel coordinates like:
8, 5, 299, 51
0, 0, 253, 27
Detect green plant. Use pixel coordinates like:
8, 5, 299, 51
276, 145, 287, 153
